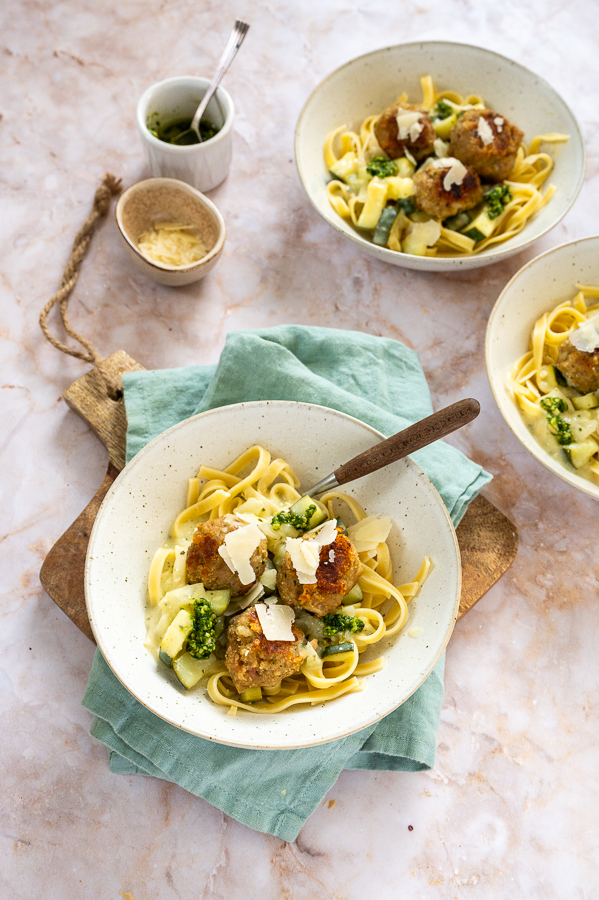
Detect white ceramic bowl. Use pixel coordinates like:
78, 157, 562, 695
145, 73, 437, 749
85, 401, 461, 749
486, 236, 599, 500
295, 41, 585, 272
115, 177, 226, 286
137, 76, 235, 193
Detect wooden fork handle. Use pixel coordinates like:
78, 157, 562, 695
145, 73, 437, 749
334, 398, 480, 486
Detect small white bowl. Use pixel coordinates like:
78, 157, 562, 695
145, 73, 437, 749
137, 76, 235, 193
486, 236, 599, 500
295, 41, 585, 272
85, 401, 461, 749
115, 177, 226, 287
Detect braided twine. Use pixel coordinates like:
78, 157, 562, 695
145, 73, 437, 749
39, 173, 123, 399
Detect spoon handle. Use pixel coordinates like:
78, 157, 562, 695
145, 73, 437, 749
307, 398, 480, 495
191, 20, 249, 137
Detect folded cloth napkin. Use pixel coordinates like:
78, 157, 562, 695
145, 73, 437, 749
83, 325, 491, 841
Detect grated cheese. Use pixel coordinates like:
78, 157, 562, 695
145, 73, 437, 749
218, 523, 264, 585
494, 116, 504, 133
477, 116, 494, 146
137, 222, 207, 267
255, 603, 296, 641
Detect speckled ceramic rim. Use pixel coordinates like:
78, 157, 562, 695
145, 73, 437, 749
115, 177, 227, 272
84, 401, 461, 749
486, 235, 599, 501
295, 40, 586, 270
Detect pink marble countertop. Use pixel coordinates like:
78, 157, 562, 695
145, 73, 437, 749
3, 1, 599, 897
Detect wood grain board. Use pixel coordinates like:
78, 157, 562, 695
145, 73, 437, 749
40, 351, 519, 641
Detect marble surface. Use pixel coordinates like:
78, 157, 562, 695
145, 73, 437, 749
2, 0, 599, 896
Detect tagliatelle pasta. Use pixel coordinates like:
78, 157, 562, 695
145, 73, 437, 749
145, 445, 431, 715
509, 284, 599, 484
324, 75, 568, 257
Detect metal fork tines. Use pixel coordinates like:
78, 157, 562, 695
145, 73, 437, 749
190, 20, 250, 139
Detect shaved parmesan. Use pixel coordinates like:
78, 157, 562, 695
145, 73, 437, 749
404, 147, 417, 166
434, 137, 449, 158
240, 581, 265, 607
217, 523, 264, 585
286, 537, 321, 584
328, 549, 336, 563
255, 603, 296, 641
396, 108, 424, 143
348, 516, 392, 553
312, 519, 338, 547
260, 568, 278, 591
432, 157, 468, 192
477, 116, 494, 146
570, 315, 599, 353
494, 116, 504, 133
285, 519, 338, 584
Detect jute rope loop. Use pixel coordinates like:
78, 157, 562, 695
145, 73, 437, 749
39, 173, 123, 399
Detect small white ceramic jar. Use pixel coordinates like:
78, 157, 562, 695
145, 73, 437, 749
136, 76, 234, 192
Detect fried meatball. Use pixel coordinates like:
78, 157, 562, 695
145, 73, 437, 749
276, 530, 362, 617
186, 515, 267, 595
224, 607, 307, 693
413, 158, 483, 220
448, 108, 523, 183
374, 102, 436, 162
556, 338, 599, 394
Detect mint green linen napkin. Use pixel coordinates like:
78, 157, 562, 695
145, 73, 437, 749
83, 325, 491, 841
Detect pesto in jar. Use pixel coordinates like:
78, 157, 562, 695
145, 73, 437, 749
147, 115, 219, 145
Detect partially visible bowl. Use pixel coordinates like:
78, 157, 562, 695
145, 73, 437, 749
295, 41, 585, 272
115, 177, 226, 286
486, 236, 599, 500
85, 401, 461, 750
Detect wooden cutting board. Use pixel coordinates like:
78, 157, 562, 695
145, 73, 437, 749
39, 351, 518, 641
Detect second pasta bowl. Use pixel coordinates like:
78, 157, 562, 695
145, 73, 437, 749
486, 236, 599, 500
295, 41, 584, 271
85, 401, 460, 749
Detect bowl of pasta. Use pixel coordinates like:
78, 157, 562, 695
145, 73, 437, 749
295, 41, 584, 271
85, 401, 461, 749
486, 236, 599, 499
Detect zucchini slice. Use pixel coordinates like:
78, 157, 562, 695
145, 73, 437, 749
240, 686, 263, 702
159, 609, 193, 667
572, 392, 599, 410
322, 642, 354, 656
342, 583, 363, 604
563, 439, 598, 469
289, 495, 328, 528
173, 652, 215, 690
203, 589, 231, 615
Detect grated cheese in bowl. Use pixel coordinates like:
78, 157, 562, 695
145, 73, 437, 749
137, 222, 207, 267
